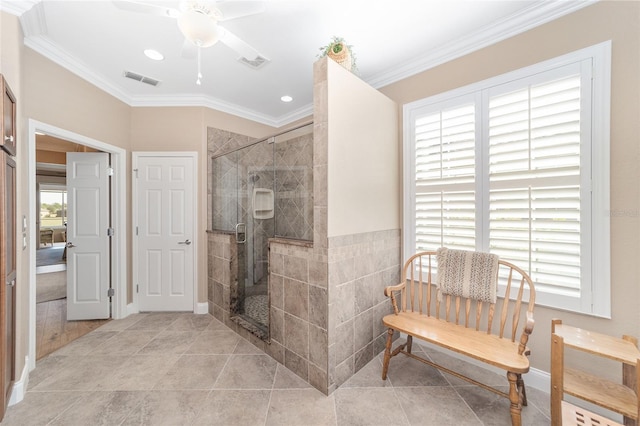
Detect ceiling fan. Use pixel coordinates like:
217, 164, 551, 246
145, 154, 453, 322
113, 0, 266, 85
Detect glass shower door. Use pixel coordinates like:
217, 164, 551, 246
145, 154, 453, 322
236, 141, 274, 335
211, 139, 274, 338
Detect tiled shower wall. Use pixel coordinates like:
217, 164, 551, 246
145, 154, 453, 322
208, 230, 281, 353
208, 231, 233, 324
274, 133, 314, 241
268, 239, 329, 392
266, 230, 401, 395
327, 230, 400, 393
208, 128, 313, 242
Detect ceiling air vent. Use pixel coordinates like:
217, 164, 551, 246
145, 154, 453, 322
238, 55, 270, 70
123, 71, 160, 86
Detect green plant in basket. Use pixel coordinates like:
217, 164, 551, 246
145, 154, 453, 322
317, 36, 357, 72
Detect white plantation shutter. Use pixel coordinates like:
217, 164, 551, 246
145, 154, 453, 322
488, 73, 583, 300
414, 102, 476, 252
405, 43, 611, 316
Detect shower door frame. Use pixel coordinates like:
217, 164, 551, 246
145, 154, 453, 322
212, 140, 275, 340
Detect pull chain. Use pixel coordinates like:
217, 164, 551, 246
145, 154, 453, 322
196, 45, 202, 85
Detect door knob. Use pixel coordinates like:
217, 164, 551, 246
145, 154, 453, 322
178, 239, 191, 245
4, 135, 13, 142
66, 242, 76, 248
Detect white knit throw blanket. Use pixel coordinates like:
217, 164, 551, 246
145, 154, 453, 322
436, 247, 499, 303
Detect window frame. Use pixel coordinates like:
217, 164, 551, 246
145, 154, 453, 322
39, 185, 68, 228
403, 41, 611, 317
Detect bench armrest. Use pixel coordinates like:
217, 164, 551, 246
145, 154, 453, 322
518, 311, 535, 355
384, 282, 405, 315
384, 282, 405, 297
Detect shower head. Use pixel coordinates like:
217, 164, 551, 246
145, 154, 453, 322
249, 174, 260, 183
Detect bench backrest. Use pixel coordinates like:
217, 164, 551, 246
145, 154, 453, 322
394, 251, 536, 351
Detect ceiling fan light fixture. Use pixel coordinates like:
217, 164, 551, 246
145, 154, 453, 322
177, 9, 220, 48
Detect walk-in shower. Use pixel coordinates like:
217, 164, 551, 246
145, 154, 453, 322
211, 123, 313, 339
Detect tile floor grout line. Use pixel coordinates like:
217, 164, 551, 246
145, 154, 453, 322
7, 313, 549, 425
42, 390, 87, 426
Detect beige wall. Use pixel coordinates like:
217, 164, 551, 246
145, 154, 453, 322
23, 49, 131, 150
326, 59, 399, 237
380, 1, 640, 376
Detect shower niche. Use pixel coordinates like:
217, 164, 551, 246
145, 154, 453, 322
210, 124, 313, 339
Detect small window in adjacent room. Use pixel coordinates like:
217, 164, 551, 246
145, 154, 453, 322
40, 187, 68, 228
403, 41, 611, 317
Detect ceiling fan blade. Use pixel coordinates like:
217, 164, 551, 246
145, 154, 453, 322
112, 1, 179, 19
219, 26, 260, 60
215, 1, 266, 21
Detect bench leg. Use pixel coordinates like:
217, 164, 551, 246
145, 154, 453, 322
381, 328, 394, 380
516, 373, 527, 406
507, 372, 522, 426
406, 335, 413, 354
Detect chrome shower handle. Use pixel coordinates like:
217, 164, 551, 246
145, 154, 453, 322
235, 223, 246, 244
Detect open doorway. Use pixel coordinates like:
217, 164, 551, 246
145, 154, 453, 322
26, 120, 127, 375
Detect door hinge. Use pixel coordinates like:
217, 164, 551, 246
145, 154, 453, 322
133, 168, 138, 178
107, 288, 115, 297
135, 226, 138, 236
136, 285, 139, 293
107, 167, 114, 176
107, 227, 115, 237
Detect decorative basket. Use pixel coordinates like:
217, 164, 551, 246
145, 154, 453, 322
327, 42, 353, 72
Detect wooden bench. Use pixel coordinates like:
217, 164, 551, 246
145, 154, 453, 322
382, 250, 536, 426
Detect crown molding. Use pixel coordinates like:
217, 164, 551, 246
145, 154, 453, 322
366, 0, 598, 89
130, 94, 312, 127
272, 104, 314, 127
23, 35, 134, 105
16, 0, 598, 128
0, 0, 39, 17
129, 94, 281, 127
18, 0, 46, 37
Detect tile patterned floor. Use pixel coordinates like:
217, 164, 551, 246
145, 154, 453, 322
1, 312, 551, 425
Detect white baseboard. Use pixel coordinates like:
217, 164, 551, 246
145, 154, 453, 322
126, 303, 138, 316
8, 356, 29, 406
194, 302, 208, 314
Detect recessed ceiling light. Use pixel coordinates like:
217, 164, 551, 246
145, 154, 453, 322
144, 49, 164, 61
280, 95, 293, 103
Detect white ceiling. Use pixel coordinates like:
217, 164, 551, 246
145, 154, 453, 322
2, 0, 593, 127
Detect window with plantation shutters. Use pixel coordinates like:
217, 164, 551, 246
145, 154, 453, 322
404, 42, 611, 317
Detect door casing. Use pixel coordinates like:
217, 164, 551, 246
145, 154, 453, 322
26, 120, 127, 375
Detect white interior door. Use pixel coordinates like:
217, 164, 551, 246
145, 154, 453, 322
66, 152, 110, 320
135, 153, 196, 312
